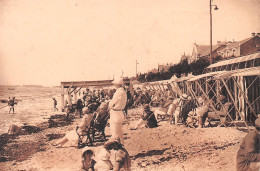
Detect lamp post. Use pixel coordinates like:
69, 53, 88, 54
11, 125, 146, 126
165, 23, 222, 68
210, 0, 218, 64
136, 60, 139, 78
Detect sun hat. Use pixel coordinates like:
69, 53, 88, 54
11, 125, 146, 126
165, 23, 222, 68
188, 111, 194, 116
113, 77, 124, 85
182, 94, 188, 99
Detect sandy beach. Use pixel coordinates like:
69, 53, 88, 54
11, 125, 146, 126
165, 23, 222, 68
0, 105, 248, 171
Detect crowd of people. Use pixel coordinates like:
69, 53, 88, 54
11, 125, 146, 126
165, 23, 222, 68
50, 78, 259, 171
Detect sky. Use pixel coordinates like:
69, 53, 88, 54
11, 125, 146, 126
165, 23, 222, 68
0, 0, 259, 86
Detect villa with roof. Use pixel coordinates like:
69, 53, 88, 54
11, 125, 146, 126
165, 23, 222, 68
189, 33, 260, 64
190, 42, 226, 63
217, 34, 260, 59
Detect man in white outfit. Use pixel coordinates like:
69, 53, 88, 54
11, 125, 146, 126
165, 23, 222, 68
108, 77, 127, 144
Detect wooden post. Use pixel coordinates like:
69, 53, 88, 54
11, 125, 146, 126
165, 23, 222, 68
74, 88, 77, 104
68, 87, 72, 106
221, 78, 249, 130
61, 83, 65, 111
232, 77, 258, 119
234, 77, 238, 121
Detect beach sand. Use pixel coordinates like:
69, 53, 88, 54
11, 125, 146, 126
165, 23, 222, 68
0, 107, 247, 171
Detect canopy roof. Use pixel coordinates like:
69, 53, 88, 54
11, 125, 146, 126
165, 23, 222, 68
207, 52, 260, 69
232, 66, 260, 76
187, 66, 260, 82
187, 71, 226, 82
61, 78, 130, 88
213, 67, 260, 79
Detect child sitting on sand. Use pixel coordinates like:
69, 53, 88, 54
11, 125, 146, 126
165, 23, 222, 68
81, 147, 96, 171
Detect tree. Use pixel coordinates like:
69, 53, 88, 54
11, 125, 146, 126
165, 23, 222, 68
189, 57, 210, 75
213, 55, 223, 63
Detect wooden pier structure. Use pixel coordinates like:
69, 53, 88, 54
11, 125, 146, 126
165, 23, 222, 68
60, 78, 130, 111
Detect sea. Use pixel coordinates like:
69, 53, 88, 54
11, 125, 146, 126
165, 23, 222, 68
0, 85, 61, 134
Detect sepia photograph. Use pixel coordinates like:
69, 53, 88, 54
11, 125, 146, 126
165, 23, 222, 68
0, 0, 259, 170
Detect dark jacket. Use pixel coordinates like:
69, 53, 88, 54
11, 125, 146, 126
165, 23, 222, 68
141, 106, 158, 128
76, 99, 84, 109
237, 129, 260, 171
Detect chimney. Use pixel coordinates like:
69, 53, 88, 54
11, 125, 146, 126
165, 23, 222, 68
252, 33, 256, 36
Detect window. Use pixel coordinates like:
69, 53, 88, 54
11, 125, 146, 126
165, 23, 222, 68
232, 49, 235, 57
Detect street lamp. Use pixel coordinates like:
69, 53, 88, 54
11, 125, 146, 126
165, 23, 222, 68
210, 0, 218, 64
136, 60, 139, 78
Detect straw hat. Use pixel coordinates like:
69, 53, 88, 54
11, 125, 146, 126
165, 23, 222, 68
113, 77, 124, 85
182, 94, 188, 99
188, 111, 194, 116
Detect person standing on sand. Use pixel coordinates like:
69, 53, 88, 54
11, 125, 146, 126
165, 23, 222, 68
53, 97, 58, 111
237, 117, 260, 171
108, 77, 127, 145
8, 97, 15, 114
76, 98, 84, 118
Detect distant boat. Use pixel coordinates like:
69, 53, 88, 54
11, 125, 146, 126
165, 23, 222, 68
8, 88, 15, 90
0, 99, 8, 103
0, 99, 19, 104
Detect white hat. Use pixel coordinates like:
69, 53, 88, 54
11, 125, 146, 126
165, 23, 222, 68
112, 77, 124, 85
188, 111, 194, 116
182, 94, 188, 99
198, 97, 204, 104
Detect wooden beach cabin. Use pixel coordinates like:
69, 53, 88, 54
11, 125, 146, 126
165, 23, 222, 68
133, 55, 259, 127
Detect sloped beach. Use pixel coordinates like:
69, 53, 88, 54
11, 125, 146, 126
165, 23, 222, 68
0, 107, 247, 171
